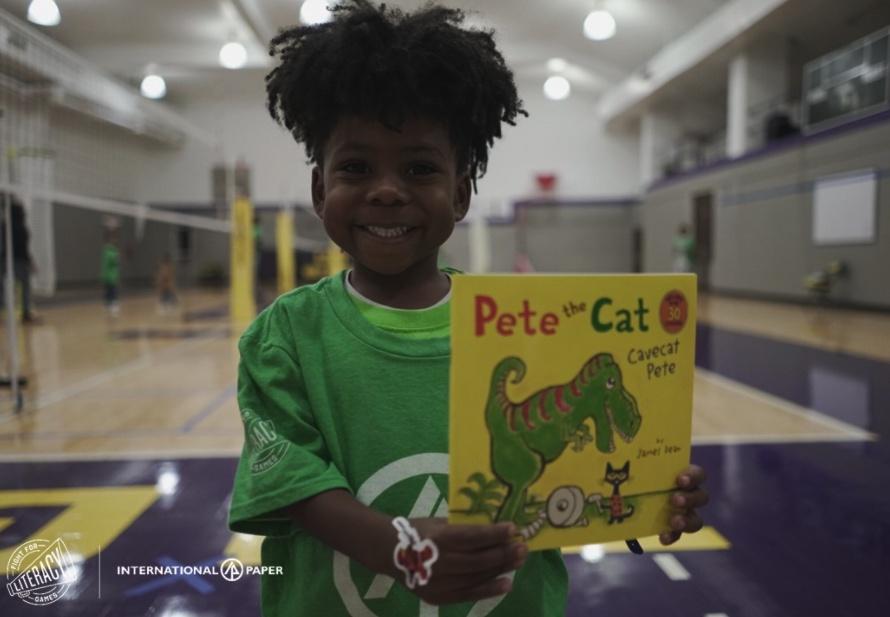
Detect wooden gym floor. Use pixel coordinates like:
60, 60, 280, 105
0, 290, 876, 459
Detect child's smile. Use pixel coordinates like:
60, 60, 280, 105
362, 225, 413, 239
312, 115, 470, 285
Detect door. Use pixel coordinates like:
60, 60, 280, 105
692, 191, 713, 289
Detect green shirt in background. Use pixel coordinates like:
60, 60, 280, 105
229, 271, 568, 617
101, 243, 120, 285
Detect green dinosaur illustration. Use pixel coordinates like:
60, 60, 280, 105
485, 353, 642, 524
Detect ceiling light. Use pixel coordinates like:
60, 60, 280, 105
543, 75, 571, 101
583, 10, 616, 41
547, 58, 567, 72
300, 0, 332, 25
140, 74, 167, 100
27, 0, 60, 27
219, 42, 248, 70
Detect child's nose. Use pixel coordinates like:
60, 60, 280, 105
367, 173, 408, 206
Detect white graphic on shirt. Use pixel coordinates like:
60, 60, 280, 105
332, 453, 513, 617
241, 408, 289, 474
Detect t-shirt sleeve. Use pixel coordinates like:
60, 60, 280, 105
228, 323, 351, 537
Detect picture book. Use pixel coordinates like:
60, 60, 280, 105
448, 274, 696, 551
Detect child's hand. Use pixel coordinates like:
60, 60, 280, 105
659, 464, 709, 546
402, 518, 525, 606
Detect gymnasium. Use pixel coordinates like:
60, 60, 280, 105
0, 0, 888, 616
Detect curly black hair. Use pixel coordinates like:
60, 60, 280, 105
266, 0, 526, 191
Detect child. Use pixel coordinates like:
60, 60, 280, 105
672, 223, 695, 273
101, 226, 120, 317
228, 2, 708, 616
155, 252, 177, 314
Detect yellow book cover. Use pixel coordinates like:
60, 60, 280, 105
449, 274, 696, 551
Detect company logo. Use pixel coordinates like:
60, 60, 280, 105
333, 453, 512, 617
116, 557, 282, 595
6, 538, 78, 606
242, 409, 289, 474
220, 558, 245, 582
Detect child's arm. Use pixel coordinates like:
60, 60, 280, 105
660, 464, 709, 545
286, 489, 526, 606
231, 323, 525, 605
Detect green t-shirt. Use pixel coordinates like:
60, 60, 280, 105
672, 234, 695, 262
345, 270, 451, 339
101, 243, 120, 285
229, 271, 568, 617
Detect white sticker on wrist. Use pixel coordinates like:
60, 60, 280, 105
392, 516, 439, 589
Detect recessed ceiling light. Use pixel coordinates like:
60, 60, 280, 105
140, 74, 167, 100
543, 75, 571, 101
583, 10, 616, 41
301, 0, 332, 26
219, 42, 248, 70
27, 0, 60, 27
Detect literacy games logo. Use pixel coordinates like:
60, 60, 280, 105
6, 538, 78, 606
242, 408, 289, 474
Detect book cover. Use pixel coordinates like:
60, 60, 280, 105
448, 274, 696, 551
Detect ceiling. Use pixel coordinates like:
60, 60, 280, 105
0, 0, 733, 104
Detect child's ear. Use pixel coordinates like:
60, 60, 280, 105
453, 173, 471, 222
311, 166, 325, 218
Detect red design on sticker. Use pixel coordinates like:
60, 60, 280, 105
396, 545, 436, 584
392, 517, 439, 589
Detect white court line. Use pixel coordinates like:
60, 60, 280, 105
31, 336, 217, 411
694, 433, 874, 445
652, 554, 691, 581
695, 368, 876, 443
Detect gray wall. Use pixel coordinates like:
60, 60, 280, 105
52, 202, 230, 288
444, 201, 636, 274
641, 115, 890, 308
158, 71, 640, 207
443, 225, 517, 273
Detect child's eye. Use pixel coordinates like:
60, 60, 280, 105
407, 162, 438, 176
339, 161, 369, 174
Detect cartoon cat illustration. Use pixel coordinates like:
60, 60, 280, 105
604, 461, 634, 524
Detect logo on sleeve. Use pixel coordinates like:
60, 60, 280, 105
241, 409, 289, 474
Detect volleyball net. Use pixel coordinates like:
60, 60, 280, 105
0, 7, 340, 416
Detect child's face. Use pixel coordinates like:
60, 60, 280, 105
312, 116, 470, 276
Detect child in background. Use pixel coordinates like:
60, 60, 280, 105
228, 2, 709, 616
101, 226, 120, 317
672, 223, 696, 273
155, 253, 177, 314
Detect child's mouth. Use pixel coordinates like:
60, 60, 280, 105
361, 225, 414, 239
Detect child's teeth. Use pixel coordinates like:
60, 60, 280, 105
367, 226, 408, 238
